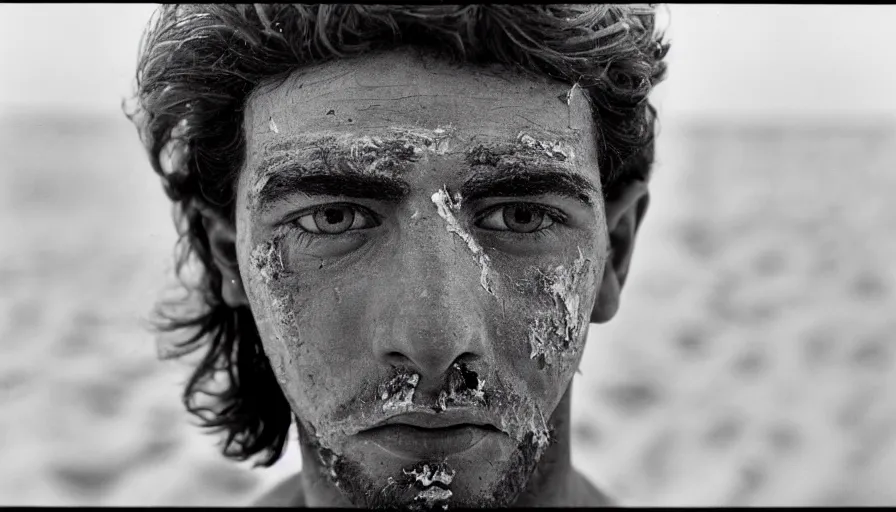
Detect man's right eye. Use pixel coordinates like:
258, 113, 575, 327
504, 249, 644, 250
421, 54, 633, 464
293, 204, 378, 235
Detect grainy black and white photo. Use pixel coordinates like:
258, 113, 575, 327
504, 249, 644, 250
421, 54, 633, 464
1, 3, 894, 507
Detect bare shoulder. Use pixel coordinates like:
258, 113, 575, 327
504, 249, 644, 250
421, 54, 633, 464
250, 472, 305, 507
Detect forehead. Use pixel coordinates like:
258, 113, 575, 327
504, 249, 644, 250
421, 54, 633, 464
241, 48, 594, 168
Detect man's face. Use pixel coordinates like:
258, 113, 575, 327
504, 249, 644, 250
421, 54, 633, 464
233, 49, 610, 508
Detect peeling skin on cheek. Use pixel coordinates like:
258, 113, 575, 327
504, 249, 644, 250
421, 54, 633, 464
527, 247, 595, 369
247, 225, 304, 386
430, 188, 494, 295
488, 385, 553, 453
248, 225, 292, 284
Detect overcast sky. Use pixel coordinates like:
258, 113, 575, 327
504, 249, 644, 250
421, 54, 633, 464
1, 4, 895, 119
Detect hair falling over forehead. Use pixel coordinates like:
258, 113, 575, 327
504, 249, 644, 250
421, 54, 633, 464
125, 3, 670, 466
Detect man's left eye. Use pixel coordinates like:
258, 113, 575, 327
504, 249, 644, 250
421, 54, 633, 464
294, 205, 378, 234
477, 204, 555, 233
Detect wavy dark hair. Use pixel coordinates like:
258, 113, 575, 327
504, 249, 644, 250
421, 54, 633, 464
125, 4, 670, 467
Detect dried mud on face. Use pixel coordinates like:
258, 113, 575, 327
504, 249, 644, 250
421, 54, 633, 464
1, 113, 895, 506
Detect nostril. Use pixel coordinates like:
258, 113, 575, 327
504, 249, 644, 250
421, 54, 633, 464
436, 360, 487, 412
447, 359, 483, 393
457, 363, 480, 391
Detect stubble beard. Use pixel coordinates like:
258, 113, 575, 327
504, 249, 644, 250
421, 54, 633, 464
300, 421, 545, 509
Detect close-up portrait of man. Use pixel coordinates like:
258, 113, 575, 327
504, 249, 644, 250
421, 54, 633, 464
7, 2, 896, 508
128, 4, 668, 508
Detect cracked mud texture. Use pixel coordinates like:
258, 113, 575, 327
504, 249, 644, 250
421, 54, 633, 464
528, 248, 592, 368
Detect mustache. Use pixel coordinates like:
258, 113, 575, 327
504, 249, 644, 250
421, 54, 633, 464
324, 362, 519, 438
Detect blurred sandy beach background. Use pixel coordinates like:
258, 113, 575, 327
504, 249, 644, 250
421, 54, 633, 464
1, 4, 895, 506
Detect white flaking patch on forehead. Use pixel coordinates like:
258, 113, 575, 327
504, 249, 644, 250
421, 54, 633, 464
516, 131, 575, 162
431, 188, 494, 295
388, 125, 455, 155
248, 126, 456, 208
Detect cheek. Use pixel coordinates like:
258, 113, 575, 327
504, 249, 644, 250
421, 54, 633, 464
241, 230, 365, 424
492, 244, 602, 398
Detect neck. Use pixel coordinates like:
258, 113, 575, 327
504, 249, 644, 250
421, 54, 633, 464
299, 382, 600, 507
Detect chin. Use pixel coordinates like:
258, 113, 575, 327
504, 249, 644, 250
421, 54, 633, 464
320, 428, 545, 509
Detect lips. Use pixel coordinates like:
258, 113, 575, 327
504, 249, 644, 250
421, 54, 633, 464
359, 409, 502, 460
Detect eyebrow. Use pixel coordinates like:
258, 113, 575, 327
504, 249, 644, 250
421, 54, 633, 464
254, 167, 411, 209
460, 169, 597, 206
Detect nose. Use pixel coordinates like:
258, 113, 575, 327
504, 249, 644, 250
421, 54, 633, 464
370, 217, 491, 396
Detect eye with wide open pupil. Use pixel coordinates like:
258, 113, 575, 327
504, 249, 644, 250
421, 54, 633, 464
503, 205, 544, 233
314, 206, 355, 233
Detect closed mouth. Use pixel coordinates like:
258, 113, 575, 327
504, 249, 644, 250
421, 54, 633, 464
366, 409, 500, 431
360, 422, 501, 460
367, 422, 502, 433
